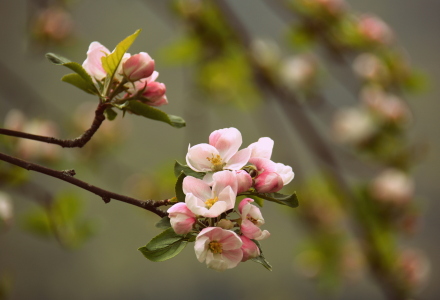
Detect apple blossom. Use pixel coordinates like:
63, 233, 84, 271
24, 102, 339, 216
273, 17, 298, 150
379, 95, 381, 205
370, 169, 414, 205
240, 235, 260, 262
186, 128, 251, 179
82, 42, 110, 81
332, 106, 376, 145
239, 198, 270, 241
122, 52, 155, 82
167, 202, 197, 235
183, 170, 237, 218
195, 227, 243, 271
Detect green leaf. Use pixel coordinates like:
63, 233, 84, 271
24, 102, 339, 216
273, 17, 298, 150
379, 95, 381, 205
155, 217, 171, 230
46, 53, 98, 95
175, 172, 186, 202
125, 100, 186, 128
250, 240, 272, 271
101, 29, 141, 81
241, 191, 299, 208
174, 161, 205, 179
104, 107, 118, 121
138, 228, 187, 262
62, 73, 97, 95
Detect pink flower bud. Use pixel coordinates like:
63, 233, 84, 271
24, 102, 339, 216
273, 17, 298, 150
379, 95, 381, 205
167, 203, 196, 235
358, 15, 393, 45
235, 170, 253, 193
254, 171, 283, 193
122, 52, 155, 82
240, 235, 260, 262
141, 81, 168, 106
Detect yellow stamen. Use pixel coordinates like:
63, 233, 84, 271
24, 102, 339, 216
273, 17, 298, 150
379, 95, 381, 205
206, 154, 226, 172
209, 241, 223, 254
205, 196, 219, 209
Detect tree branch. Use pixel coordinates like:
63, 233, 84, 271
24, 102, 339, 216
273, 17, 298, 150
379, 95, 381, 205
0, 151, 170, 218
0, 102, 108, 148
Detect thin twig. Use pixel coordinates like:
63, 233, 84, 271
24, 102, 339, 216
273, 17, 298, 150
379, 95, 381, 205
0, 102, 108, 148
0, 151, 170, 218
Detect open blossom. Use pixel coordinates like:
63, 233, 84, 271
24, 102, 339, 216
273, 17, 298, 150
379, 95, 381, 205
167, 203, 197, 235
195, 227, 243, 271
239, 198, 270, 241
82, 42, 110, 81
186, 128, 251, 181
248, 138, 294, 193
183, 171, 237, 218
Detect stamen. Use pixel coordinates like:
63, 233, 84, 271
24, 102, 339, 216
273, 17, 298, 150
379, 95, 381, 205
209, 241, 223, 254
247, 215, 259, 225
205, 196, 219, 209
206, 154, 226, 172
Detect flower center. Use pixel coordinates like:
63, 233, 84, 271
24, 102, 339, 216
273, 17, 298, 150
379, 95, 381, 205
209, 241, 223, 254
205, 196, 219, 209
247, 215, 259, 225
206, 154, 226, 172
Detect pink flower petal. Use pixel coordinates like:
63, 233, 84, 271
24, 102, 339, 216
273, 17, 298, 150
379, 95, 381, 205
182, 176, 211, 200
248, 137, 274, 159
212, 171, 238, 195
209, 128, 242, 162
225, 148, 251, 170
186, 143, 220, 172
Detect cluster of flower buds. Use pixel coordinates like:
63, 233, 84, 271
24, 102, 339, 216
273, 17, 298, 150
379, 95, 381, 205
82, 41, 167, 107
166, 128, 295, 271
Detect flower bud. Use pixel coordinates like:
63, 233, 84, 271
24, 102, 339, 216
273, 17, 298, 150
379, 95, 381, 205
254, 171, 283, 193
122, 52, 155, 82
370, 169, 414, 205
240, 235, 260, 262
217, 219, 234, 230
167, 203, 197, 235
357, 14, 393, 45
235, 170, 253, 193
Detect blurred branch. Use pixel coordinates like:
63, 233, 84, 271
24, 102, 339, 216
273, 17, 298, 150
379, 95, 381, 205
0, 152, 170, 218
0, 102, 108, 148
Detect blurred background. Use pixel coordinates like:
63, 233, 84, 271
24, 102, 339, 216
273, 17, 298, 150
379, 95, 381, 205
0, 0, 439, 299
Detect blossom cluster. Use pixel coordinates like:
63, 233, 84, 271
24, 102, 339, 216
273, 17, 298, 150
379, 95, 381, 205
167, 128, 294, 271
82, 41, 168, 107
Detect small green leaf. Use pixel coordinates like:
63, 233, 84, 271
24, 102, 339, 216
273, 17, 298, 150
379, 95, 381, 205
104, 107, 118, 121
250, 240, 272, 271
175, 172, 186, 202
46, 53, 98, 95
21, 209, 52, 238
241, 191, 299, 208
62, 73, 97, 95
155, 217, 171, 230
126, 101, 186, 128
138, 228, 187, 262
101, 29, 141, 81
174, 161, 205, 179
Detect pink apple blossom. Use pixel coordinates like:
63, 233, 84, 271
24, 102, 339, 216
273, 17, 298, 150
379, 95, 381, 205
248, 137, 274, 160
122, 52, 155, 82
82, 42, 110, 81
194, 227, 243, 271
183, 171, 237, 218
186, 128, 251, 178
240, 235, 260, 262
167, 202, 197, 235
239, 198, 270, 241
